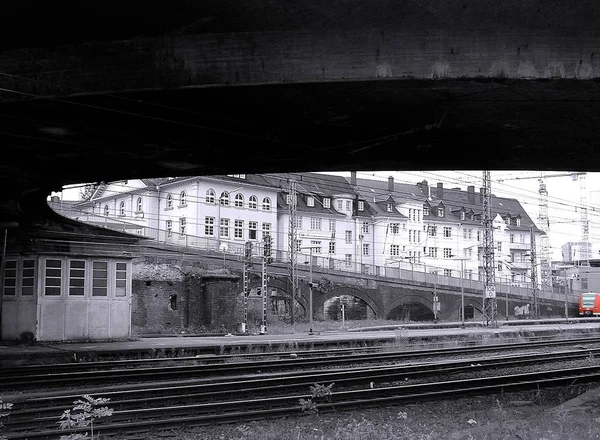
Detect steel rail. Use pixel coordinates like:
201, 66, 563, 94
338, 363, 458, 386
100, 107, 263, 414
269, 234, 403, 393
4, 365, 600, 440
5, 347, 600, 427
3, 336, 600, 391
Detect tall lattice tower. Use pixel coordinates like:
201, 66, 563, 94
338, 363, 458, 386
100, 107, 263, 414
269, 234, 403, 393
482, 171, 497, 327
287, 179, 298, 324
529, 225, 539, 318
538, 175, 551, 289
577, 173, 590, 263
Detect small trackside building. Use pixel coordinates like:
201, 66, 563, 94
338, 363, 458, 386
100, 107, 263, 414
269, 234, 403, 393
1, 213, 143, 342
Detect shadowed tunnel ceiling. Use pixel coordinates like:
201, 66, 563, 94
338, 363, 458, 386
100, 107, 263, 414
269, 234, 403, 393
2, 0, 600, 224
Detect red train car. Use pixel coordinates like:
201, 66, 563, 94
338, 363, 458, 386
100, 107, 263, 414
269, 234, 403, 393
578, 292, 600, 317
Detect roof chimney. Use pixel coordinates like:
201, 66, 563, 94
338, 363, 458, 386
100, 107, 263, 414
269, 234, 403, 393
350, 171, 357, 186
467, 185, 475, 203
436, 182, 443, 199
388, 176, 394, 192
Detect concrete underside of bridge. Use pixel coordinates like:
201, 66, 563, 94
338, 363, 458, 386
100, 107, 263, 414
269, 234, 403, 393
2, 0, 600, 224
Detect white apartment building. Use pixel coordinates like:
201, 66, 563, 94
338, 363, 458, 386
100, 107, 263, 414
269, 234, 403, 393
69, 172, 543, 287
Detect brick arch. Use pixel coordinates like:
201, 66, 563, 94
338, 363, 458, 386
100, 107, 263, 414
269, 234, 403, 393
445, 296, 484, 320
385, 294, 434, 319
319, 286, 381, 317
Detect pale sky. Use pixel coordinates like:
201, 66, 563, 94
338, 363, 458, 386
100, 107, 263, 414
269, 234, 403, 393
53, 170, 600, 262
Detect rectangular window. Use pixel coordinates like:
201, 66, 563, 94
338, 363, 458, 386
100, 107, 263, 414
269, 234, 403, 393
345, 254, 352, 267
180, 217, 186, 236
428, 247, 438, 258
362, 244, 370, 256
463, 248, 472, 258
45, 259, 62, 296
115, 262, 127, 297
417, 230, 421, 243
444, 269, 452, 277
328, 219, 336, 232
262, 223, 271, 241
22, 259, 35, 296
443, 248, 452, 259
337, 200, 343, 210
205, 216, 215, 236
510, 234, 514, 243
497, 263, 503, 271
295, 239, 302, 253
310, 218, 322, 230
294, 216, 303, 229
249, 221, 258, 240
423, 206, 430, 216
323, 198, 330, 209
307, 196, 314, 207
390, 223, 400, 234
358, 201, 364, 211
362, 222, 369, 234
3, 260, 16, 295
390, 245, 400, 256
477, 231, 482, 242
220, 218, 230, 238
92, 261, 108, 296
166, 220, 172, 238
443, 227, 452, 238
329, 241, 335, 254
345, 230, 352, 244
69, 260, 86, 296
438, 207, 444, 217
311, 240, 322, 253
497, 242, 502, 252
428, 225, 437, 236
234, 220, 244, 239
582, 277, 589, 290
346, 201, 352, 211
409, 230, 413, 243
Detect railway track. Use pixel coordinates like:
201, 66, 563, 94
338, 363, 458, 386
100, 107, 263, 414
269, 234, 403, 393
4, 364, 600, 440
2, 336, 600, 391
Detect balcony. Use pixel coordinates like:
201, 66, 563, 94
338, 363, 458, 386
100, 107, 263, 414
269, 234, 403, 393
509, 242, 529, 250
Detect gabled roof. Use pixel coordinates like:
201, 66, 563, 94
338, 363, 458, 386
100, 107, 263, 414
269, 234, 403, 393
349, 177, 424, 204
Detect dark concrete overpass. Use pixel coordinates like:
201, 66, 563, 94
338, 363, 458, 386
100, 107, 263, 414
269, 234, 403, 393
2, 0, 600, 226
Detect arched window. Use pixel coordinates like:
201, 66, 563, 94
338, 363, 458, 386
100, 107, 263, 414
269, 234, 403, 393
136, 197, 143, 213
234, 193, 244, 208
220, 191, 230, 206
119, 201, 125, 216
249, 195, 258, 210
262, 197, 271, 211
180, 191, 187, 206
104, 205, 109, 216
205, 189, 215, 204
166, 193, 173, 209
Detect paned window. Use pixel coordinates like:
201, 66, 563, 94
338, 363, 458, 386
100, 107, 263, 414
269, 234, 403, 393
443, 248, 452, 259
262, 223, 271, 241
358, 201, 364, 211
294, 216, 303, 229
180, 217, 186, 236
234, 193, 244, 208
329, 242, 335, 254
92, 261, 108, 296
115, 262, 127, 297
362, 244, 370, 256
390, 223, 400, 234
119, 201, 125, 216
390, 245, 400, 256
328, 219, 336, 232
310, 218, 322, 230
443, 227, 452, 238
21, 259, 35, 296
220, 218, 230, 237
69, 260, 86, 296
307, 196, 314, 207
249, 221, 258, 240
44, 259, 62, 296
205, 189, 215, 204
180, 191, 187, 206
234, 220, 244, 239
345, 230, 352, 243
166, 194, 173, 208
136, 197, 143, 213
205, 216, 215, 236
166, 220, 172, 237
262, 198, 271, 211
3, 260, 16, 295
362, 222, 369, 234
323, 198, 331, 208
220, 191, 230, 206
104, 205, 109, 216
249, 196, 258, 209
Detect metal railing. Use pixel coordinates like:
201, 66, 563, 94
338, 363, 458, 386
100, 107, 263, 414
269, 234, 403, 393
50, 203, 575, 303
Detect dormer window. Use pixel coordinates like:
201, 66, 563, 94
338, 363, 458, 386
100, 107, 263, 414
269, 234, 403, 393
387, 203, 393, 212
323, 198, 330, 208
423, 206, 430, 216
516, 217, 521, 226
460, 211, 465, 221
505, 217, 510, 225
437, 207, 444, 217
307, 196, 314, 207
358, 201, 364, 211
